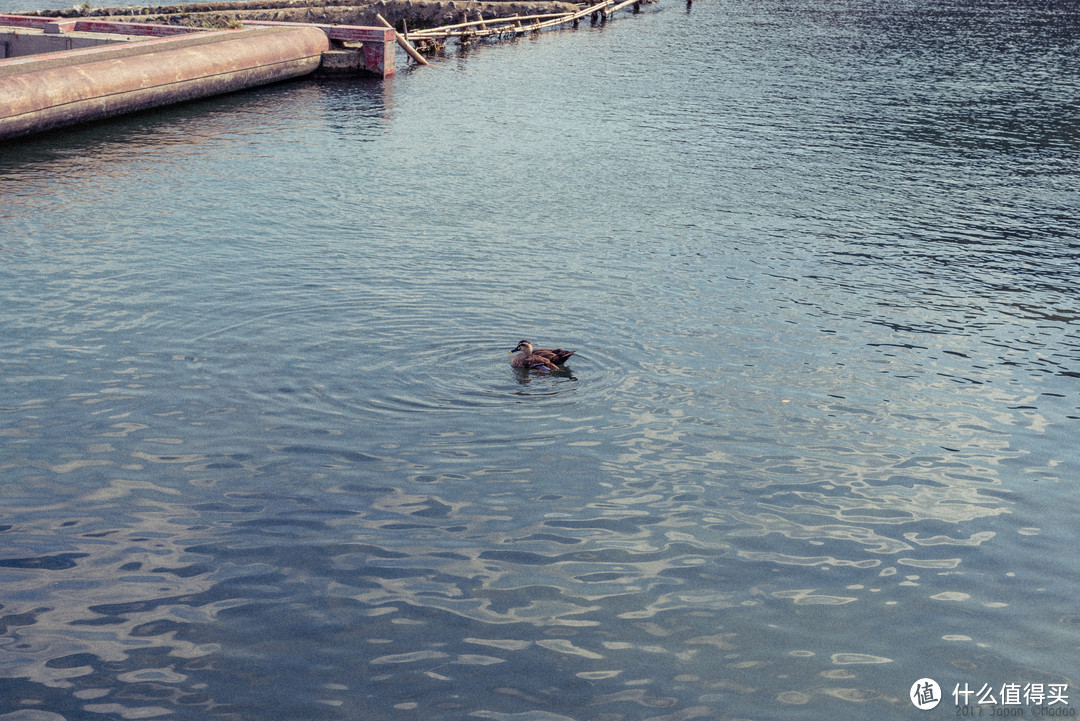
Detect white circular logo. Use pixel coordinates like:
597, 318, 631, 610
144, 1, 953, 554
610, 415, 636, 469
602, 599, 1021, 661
911, 678, 942, 710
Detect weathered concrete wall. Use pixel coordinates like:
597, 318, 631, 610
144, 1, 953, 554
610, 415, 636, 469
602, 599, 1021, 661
1, 28, 131, 57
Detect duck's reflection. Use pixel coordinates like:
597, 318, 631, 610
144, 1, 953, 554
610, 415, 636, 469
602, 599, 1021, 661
512, 366, 577, 389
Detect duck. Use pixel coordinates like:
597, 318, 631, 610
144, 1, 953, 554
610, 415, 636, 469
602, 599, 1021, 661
509, 340, 576, 370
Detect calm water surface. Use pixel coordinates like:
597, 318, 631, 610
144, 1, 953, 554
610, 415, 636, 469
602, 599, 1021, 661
2, 1, 1079, 719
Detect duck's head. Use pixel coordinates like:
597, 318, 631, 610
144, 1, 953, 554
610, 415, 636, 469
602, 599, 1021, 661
511, 340, 533, 354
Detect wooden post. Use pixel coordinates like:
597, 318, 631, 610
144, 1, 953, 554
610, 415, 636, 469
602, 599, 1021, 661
408, 13, 566, 38
404, 3, 610, 41
531, 1, 611, 31
375, 12, 429, 66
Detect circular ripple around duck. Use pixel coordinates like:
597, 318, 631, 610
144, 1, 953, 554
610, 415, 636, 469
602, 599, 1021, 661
332, 284, 644, 423
358, 335, 591, 420
188, 274, 642, 431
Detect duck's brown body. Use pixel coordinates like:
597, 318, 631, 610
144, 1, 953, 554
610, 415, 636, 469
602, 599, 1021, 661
510, 340, 575, 370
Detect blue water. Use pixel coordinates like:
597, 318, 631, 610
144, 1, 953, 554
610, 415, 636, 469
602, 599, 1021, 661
2, 1, 1079, 719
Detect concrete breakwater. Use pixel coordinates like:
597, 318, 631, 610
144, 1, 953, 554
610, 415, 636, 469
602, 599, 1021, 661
17, 0, 580, 32
2, 0, 584, 141
0, 23, 338, 141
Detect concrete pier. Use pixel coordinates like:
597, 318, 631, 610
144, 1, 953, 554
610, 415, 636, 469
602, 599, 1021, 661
0, 14, 396, 141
